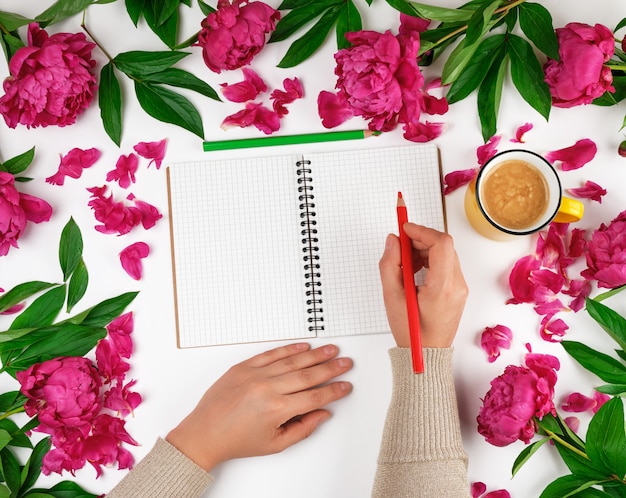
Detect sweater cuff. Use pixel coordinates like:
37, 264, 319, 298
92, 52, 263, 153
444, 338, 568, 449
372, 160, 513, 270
107, 438, 214, 498
377, 347, 467, 464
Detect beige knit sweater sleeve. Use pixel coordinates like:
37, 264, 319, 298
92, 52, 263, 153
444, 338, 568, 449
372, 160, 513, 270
106, 437, 214, 498
372, 347, 471, 498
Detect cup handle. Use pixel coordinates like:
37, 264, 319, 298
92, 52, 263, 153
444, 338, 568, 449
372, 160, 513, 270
553, 196, 584, 223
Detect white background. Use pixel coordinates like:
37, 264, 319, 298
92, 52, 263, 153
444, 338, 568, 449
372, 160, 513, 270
0, 0, 624, 496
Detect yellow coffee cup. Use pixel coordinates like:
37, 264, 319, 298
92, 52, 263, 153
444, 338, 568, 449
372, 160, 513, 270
464, 149, 584, 241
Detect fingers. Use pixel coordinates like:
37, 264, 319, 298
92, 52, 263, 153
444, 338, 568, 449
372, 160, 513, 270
272, 354, 353, 394
245, 342, 311, 368
273, 409, 331, 452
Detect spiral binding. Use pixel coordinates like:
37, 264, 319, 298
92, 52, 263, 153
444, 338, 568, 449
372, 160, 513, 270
296, 159, 324, 332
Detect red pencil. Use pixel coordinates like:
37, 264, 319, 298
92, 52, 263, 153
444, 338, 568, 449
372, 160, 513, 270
396, 192, 424, 374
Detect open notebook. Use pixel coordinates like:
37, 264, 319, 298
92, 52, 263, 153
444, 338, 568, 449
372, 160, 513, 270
167, 144, 446, 348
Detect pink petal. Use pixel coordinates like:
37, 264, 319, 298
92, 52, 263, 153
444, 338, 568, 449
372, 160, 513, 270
443, 168, 478, 195
510, 123, 533, 143
477, 135, 501, 165
271, 77, 304, 116
133, 139, 167, 169
317, 90, 353, 128
544, 138, 597, 171
484, 492, 512, 498
564, 416, 580, 433
19, 193, 52, 223
399, 13, 431, 34
119, 242, 150, 280
106, 153, 139, 189
471, 482, 487, 498
592, 391, 610, 413
561, 392, 596, 412
507, 255, 541, 304
480, 324, 513, 363
1, 302, 25, 314
566, 180, 607, 203
221, 102, 281, 134
221, 68, 268, 103
539, 316, 569, 342
403, 120, 444, 142
45, 148, 101, 186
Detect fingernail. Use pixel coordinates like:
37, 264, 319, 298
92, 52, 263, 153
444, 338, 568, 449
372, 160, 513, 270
293, 342, 309, 351
337, 357, 351, 368
322, 344, 337, 356
385, 233, 394, 251
339, 381, 352, 392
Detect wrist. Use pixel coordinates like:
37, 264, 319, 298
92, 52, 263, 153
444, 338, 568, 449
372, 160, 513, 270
166, 424, 220, 473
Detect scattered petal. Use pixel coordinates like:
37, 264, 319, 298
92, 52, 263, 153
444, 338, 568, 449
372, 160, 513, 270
564, 416, 580, 433
592, 391, 610, 413
477, 135, 501, 166
1, 302, 25, 315
539, 316, 569, 342
443, 168, 478, 195
119, 242, 150, 280
220, 68, 267, 103
506, 255, 541, 305
510, 122, 533, 143
567, 180, 607, 203
562, 392, 596, 412
480, 325, 513, 363
403, 120, 444, 142
46, 148, 101, 185
133, 139, 167, 169
545, 138, 597, 171
270, 77, 303, 116
106, 154, 139, 189
221, 102, 281, 134
317, 90, 353, 129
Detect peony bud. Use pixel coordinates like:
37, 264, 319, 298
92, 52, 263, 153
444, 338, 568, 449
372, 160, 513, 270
619, 139, 626, 157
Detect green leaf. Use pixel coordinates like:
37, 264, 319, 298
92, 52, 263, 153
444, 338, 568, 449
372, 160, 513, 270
465, 0, 500, 47
20, 438, 50, 492
404, 1, 475, 22
615, 17, 626, 32
0, 447, 21, 495
134, 81, 204, 138
9, 285, 67, 331
99, 62, 123, 146
35, 0, 96, 27
593, 75, 626, 106
59, 218, 83, 282
447, 34, 506, 104
142, 1, 179, 49
441, 32, 486, 86
0, 419, 31, 449
0, 282, 56, 314
67, 259, 88, 313
554, 441, 610, 481
27, 480, 98, 498
508, 34, 551, 120
539, 475, 611, 498
596, 384, 626, 395
587, 398, 626, 479
518, 2, 559, 60
125, 0, 147, 26
512, 437, 549, 476
0, 147, 35, 176
198, 0, 215, 16
562, 341, 626, 385
6, 324, 106, 375
1, 31, 25, 63
586, 298, 626, 351
144, 68, 220, 101
0, 431, 11, 453
74, 291, 138, 328
477, 51, 507, 141
114, 50, 189, 78
149, 0, 179, 27
336, 1, 362, 50
0, 11, 33, 31
277, 4, 343, 68
0, 392, 25, 414
270, 1, 337, 43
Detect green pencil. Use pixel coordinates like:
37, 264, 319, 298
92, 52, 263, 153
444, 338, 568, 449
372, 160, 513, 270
202, 129, 381, 152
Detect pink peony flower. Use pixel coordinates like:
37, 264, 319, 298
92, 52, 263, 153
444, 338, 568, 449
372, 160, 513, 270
106, 312, 134, 359
221, 68, 267, 102
480, 325, 513, 363
545, 138, 597, 171
581, 210, 626, 288
567, 180, 607, 203
119, 241, 150, 280
17, 357, 103, 434
106, 153, 139, 189
196, 0, 280, 73
133, 139, 167, 169
221, 101, 281, 134
0, 23, 97, 128
0, 171, 52, 256
544, 22, 615, 108
477, 353, 560, 447
46, 147, 101, 186
320, 29, 445, 142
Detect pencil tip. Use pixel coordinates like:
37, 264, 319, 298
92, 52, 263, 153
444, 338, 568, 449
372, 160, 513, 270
398, 191, 403, 198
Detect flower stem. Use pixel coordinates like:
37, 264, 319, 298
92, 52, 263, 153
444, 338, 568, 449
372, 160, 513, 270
81, 15, 114, 62
593, 284, 626, 303
543, 428, 590, 460
0, 406, 25, 422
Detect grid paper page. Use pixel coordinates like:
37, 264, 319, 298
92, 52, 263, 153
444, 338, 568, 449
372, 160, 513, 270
308, 144, 445, 338
168, 155, 312, 347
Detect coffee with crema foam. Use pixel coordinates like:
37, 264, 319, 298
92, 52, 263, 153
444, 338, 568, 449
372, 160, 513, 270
480, 159, 549, 230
